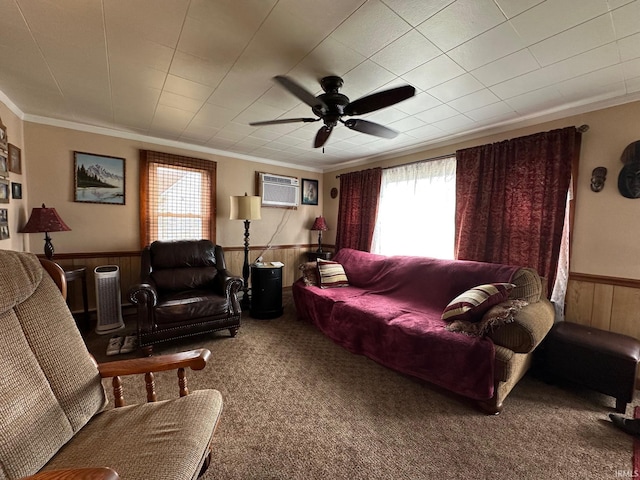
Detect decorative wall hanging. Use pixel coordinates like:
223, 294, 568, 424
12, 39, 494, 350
11, 182, 22, 199
8, 144, 21, 174
0, 178, 9, 203
590, 167, 607, 192
74, 151, 125, 205
618, 141, 640, 199
301, 178, 319, 205
0, 208, 8, 240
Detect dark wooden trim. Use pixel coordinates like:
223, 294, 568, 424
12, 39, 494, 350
569, 272, 640, 289
224, 243, 334, 252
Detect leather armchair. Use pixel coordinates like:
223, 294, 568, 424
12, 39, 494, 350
129, 240, 243, 355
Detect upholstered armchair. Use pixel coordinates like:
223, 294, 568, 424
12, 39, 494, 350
0, 250, 222, 480
129, 240, 243, 355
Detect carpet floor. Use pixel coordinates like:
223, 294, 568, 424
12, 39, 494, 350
84, 292, 636, 480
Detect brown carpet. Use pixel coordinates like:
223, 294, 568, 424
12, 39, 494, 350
84, 292, 635, 480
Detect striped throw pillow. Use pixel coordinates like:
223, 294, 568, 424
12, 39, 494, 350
441, 283, 514, 323
317, 259, 349, 288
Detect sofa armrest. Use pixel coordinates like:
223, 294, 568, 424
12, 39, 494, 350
22, 468, 120, 480
214, 269, 243, 314
487, 298, 555, 353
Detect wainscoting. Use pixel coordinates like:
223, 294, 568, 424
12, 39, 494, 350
50, 244, 325, 315
566, 273, 640, 341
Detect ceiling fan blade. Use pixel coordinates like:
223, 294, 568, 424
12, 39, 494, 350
249, 117, 319, 126
274, 76, 327, 110
344, 85, 416, 116
314, 126, 333, 148
344, 119, 398, 139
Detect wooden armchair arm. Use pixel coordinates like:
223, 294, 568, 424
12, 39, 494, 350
39, 258, 67, 299
97, 349, 212, 407
22, 467, 119, 480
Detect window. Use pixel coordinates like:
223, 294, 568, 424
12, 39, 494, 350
139, 150, 216, 247
371, 157, 456, 259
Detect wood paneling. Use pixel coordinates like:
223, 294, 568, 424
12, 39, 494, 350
47, 245, 324, 314
566, 274, 640, 341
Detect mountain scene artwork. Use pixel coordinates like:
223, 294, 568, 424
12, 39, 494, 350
74, 151, 125, 205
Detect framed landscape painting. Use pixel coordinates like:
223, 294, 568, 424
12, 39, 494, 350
74, 151, 125, 205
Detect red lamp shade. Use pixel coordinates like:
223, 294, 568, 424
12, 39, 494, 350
311, 216, 328, 231
310, 216, 328, 253
20, 203, 71, 260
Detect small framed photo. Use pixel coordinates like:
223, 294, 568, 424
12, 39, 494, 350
74, 151, 126, 205
11, 182, 21, 199
0, 208, 7, 240
8, 144, 21, 174
0, 152, 7, 178
301, 178, 319, 206
0, 178, 9, 203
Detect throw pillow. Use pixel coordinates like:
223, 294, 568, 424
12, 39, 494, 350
441, 283, 514, 323
317, 258, 349, 289
299, 262, 319, 286
446, 299, 529, 337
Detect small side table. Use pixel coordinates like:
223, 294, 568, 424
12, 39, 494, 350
250, 264, 283, 319
64, 266, 90, 332
306, 251, 332, 262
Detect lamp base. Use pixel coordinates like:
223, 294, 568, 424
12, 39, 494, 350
44, 233, 54, 260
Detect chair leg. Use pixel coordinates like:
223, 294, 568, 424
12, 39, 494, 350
229, 327, 239, 337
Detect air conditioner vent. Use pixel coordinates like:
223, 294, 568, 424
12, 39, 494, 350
259, 173, 299, 208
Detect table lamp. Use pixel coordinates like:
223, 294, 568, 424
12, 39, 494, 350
311, 216, 328, 253
20, 203, 71, 260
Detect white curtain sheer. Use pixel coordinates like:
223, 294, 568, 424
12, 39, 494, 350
371, 157, 456, 258
551, 178, 573, 322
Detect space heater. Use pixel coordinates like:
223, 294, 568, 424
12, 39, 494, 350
94, 265, 125, 335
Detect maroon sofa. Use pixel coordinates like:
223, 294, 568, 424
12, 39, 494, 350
292, 248, 555, 413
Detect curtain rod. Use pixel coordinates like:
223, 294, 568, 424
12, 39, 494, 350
335, 125, 589, 178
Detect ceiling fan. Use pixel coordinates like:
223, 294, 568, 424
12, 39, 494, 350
249, 75, 416, 148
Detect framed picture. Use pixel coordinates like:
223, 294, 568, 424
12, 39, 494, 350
301, 178, 319, 206
8, 144, 21, 174
11, 182, 21, 199
0, 152, 7, 178
0, 208, 7, 240
0, 178, 9, 203
74, 151, 126, 205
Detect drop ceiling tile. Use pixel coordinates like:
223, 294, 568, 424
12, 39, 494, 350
180, 123, 218, 142
471, 49, 540, 86
447, 22, 526, 71
509, 0, 610, 44
234, 102, 289, 125
191, 102, 238, 128
465, 101, 515, 121
158, 91, 203, 113
207, 72, 271, 111
383, 0, 454, 27
428, 74, 484, 102
404, 123, 444, 140
528, 14, 616, 67
295, 37, 367, 82
448, 88, 500, 112
107, 33, 174, 72
611, 0, 640, 38
416, 0, 506, 52
627, 75, 640, 93
169, 51, 229, 87
330, 0, 411, 57
402, 55, 465, 91
177, 14, 250, 64
364, 106, 409, 125
623, 57, 640, 79
394, 92, 443, 115
431, 113, 476, 132
388, 116, 427, 131
493, 0, 544, 19
490, 43, 620, 99
414, 104, 460, 123
341, 60, 397, 100
163, 75, 214, 102
504, 85, 564, 114
371, 30, 442, 76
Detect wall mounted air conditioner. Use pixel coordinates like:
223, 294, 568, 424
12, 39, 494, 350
259, 172, 299, 208
94, 265, 125, 335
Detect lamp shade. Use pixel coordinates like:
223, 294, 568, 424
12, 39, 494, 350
230, 194, 261, 220
311, 216, 328, 231
20, 204, 71, 233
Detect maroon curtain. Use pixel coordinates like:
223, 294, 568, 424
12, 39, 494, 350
455, 127, 581, 295
335, 168, 382, 252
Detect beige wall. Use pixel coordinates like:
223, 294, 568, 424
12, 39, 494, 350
22, 123, 323, 255
323, 100, 640, 281
0, 103, 27, 252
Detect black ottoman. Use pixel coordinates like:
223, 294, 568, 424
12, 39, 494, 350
544, 321, 640, 413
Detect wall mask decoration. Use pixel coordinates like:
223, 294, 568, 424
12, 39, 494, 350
590, 167, 607, 192
618, 141, 640, 199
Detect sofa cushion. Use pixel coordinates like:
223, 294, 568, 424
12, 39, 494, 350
317, 259, 349, 288
441, 283, 514, 323
446, 299, 528, 336
299, 262, 319, 286
41, 390, 223, 480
